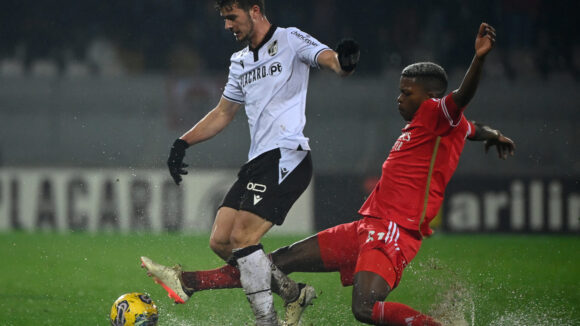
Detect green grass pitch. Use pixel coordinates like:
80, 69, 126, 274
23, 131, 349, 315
1, 232, 579, 325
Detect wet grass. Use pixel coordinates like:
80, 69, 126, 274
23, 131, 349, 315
1, 232, 579, 325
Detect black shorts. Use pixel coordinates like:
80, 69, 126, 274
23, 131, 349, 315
220, 148, 312, 225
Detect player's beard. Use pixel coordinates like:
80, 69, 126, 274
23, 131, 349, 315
238, 14, 254, 45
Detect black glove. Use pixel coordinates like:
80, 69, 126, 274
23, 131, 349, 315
167, 139, 189, 185
335, 39, 360, 72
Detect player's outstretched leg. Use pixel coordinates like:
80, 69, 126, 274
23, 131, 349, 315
269, 234, 327, 325
353, 271, 441, 325
268, 259, 317, 326
140, 256, 194, 304
283, 283, 317, 326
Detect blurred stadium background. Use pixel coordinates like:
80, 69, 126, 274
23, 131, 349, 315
0, 0, 578, 234
0, 0, 579, 325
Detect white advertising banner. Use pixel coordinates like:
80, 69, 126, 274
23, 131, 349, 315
0, 168, 314, 234
442, 177, 580, 233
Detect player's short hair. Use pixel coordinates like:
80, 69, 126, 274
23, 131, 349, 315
401, 62, 448, 98
215, 0, 265, 14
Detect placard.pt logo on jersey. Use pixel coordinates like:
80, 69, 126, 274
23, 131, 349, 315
240, 62, 283, 88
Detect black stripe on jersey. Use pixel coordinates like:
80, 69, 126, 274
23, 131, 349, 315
249, 25, 277, 62
222, 94, 244, 104
313, 47, 331, 69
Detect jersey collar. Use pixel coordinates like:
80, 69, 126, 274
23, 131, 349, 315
249, 24, 277, 62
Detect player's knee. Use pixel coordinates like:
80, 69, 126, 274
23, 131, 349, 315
209, 235, 231, 259
229, 228, 256, 249
351, 300, 373, 324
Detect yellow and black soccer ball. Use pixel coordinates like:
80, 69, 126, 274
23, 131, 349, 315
110, 292, 158, 326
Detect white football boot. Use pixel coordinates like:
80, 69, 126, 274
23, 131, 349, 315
140, 256, 193, 304
284, 283, 317, 326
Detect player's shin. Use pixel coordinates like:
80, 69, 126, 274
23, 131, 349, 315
270, 261, 300, 303
180, 264, 241, 291
234, 245, 279, 326
371, 302, 441, 326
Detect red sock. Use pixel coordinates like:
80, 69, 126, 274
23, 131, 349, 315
371, 302, 441, 326
181, 264, 241, 291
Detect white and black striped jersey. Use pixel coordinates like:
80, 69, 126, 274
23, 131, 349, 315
222, 25, 330, 161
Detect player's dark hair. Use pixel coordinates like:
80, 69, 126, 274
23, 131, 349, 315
401, 62, 448, 98
215, 0, 265, 14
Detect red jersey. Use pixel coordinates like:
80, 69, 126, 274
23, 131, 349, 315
358, 93, 475, 237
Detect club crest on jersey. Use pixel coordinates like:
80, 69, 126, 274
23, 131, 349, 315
268, 40, 278, 56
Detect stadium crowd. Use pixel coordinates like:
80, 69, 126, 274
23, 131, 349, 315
1, 0, 578, 80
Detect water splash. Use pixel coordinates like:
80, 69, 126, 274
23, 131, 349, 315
421, 261, 577, 326
488, 311, 569, 326
428, 281, 474, 325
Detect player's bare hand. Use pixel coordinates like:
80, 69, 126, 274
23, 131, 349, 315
475, 23, 496, 59
485, 133, 515, 160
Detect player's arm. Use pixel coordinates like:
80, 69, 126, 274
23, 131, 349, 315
179, 97, 241, 146
468, 120, 515, 160
317, 39, 360, 77
167, 97, 242, 184
452, 23, 496, 108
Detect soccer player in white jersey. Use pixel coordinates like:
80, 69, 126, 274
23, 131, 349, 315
140, 1, 360, 325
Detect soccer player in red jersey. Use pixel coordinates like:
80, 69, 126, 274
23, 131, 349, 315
145, 22, 515, 325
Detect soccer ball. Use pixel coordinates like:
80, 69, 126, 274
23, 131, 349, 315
110, 292, 158, 326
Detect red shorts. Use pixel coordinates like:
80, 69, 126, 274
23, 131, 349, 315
317, 217, 422, 289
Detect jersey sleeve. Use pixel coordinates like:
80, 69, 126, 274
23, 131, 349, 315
222, 61, 244, 104
415, 93, 466, 136
286, 27, 331, 68
465, 117, 476, 139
